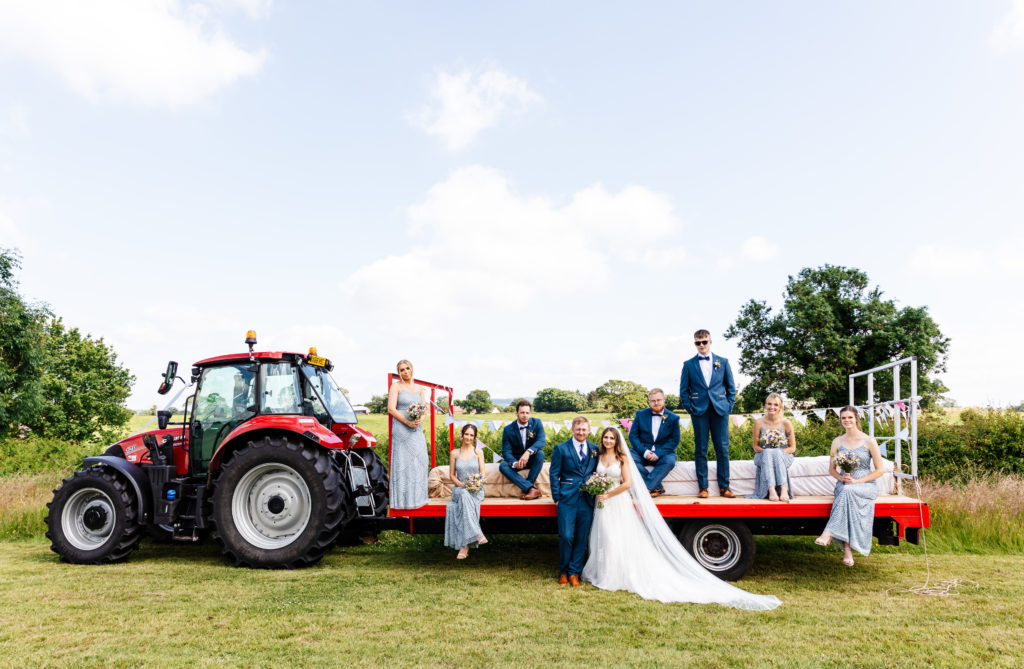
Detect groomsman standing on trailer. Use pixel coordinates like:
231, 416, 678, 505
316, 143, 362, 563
680, 329, 737, 498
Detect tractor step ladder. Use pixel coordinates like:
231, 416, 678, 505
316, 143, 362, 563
343, 451, 377, 517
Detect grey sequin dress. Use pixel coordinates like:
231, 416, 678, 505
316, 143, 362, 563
389, 390, 429, 509
444, 454, 485, 549
823, 442, 878, 556
747, 426, 794, 499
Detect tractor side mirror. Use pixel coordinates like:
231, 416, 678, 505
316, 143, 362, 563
157, 410, 172, 430
158, 361, 179, 395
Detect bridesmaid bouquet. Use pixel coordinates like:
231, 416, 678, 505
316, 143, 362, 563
759, 428, 785, 449
462, 473, 484, 494
834, 451, 860, 474
581, 473, 615, 508
406, 402, 429, 421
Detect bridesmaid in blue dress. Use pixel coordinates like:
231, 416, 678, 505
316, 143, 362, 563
444, 424, 488, 560
747, 393, 796, 502
815, 406, 886, 566
387, 359, 429, 509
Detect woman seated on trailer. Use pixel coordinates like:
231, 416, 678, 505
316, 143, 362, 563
747, 393, 797, 503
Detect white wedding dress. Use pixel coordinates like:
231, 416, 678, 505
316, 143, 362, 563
581, 456, 782, 610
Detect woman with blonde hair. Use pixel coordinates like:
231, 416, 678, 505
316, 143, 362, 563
387, 359, 429, 509
748, 393, 797, 502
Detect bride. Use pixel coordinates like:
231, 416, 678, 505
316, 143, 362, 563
581, 427, 781, 610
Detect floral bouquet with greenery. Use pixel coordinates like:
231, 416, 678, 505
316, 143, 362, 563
581, 472, 615, 508
406, 402, 429, 421
834, 451, 860, 474
759, 428, 785, 449
462, 473, 484, 494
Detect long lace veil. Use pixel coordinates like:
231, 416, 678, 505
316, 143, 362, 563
613, 428, 782, 611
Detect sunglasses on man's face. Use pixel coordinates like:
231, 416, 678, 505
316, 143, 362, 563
694, 340, 709, 346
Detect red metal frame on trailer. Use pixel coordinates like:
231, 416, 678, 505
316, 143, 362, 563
386, 372, 455, 480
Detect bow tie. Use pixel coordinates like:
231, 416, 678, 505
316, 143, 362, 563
698, 355, 710, 361
653, 413, 664, 418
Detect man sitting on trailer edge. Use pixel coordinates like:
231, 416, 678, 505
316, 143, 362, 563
499, 400, 546, 500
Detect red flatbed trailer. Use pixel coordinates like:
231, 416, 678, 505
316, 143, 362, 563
383, 493, 930, 580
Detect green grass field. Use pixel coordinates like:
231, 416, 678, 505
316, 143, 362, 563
0, 534, 1021, 667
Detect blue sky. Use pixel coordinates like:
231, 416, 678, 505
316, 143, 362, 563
1, 1, 1022, 409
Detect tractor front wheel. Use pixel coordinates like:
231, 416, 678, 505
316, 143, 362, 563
211, 435, 346, 568
45, 468, 143, 564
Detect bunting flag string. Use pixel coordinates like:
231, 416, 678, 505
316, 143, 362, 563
439, 397, 920, 436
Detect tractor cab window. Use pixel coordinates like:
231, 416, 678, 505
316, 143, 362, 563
301, 364, 358, 425
260, 362, 302, 415
192, 365, 256, 471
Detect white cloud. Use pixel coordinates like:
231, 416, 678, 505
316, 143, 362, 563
0, 105, 30, 140
0, 0, 268, 107
409, 66, 542, 150
740, 235, 779, 261
339, 166, 683, 330
992, 0, 1024, 49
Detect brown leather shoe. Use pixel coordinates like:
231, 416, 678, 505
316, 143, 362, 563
522, 487, 542, 500
558, 574, 568, 586
649, 489, 662, 498
569, 575, 581, 587
722, 488, 736, 498
698, 489, 709, 499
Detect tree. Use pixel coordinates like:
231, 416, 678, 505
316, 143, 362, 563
455, 389, 493, 414
589, 379, 649, 418
0, 248, 48, 438
365, 394, 389, 413
725, 265, 950, 412
665, 394, 681, 411
30, 317, 135, 442
533, 388, 588, 413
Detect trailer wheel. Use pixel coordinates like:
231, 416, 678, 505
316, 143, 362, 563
678, 520, 755, 581
45, 468, 143, 564
211, 435, 346, 568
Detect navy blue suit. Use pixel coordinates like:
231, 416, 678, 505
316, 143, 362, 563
628, 408, 680, 491
680, 353, 736, 491
499, 417, 546, 493
549, 438, 597, 577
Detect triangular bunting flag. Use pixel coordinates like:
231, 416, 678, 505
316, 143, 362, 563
731, 415, 747, 427
590, 426, 598, 435
792, 413, 808, 426
830, 407, 842, 417
813, 409, 827, 421
601, 420, 612, 428
563, 420, 573, 430
445, 415, 455, 426
490, 421, 501, 431
752, 412, 763, 421
680, 418, 690, 431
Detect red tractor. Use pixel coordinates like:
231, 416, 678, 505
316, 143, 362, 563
45, 332, 388, 568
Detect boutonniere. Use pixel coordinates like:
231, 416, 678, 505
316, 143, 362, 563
589, 449, 598, 458
527, 430, 535, 440
714, 360, 721, 370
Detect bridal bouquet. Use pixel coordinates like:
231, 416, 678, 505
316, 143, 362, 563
834, 451, 860, 474
759, 428, 785, 449
581, 473, 615, 508
462, 473, 484, 494
406, 402, 429, 421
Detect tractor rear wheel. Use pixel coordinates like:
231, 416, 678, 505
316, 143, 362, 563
211, 435, 346, 568
45, 468, 143, 564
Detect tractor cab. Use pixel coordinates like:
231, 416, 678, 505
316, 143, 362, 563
185, 343, 360, 475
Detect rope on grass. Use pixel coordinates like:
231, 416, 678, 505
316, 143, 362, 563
886, 478, 977, 598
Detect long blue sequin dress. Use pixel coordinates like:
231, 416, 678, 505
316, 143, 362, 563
444, 454, 485, 549
824, 441, 878, 556
747, 426, 794, 499
389, 389, 429, 509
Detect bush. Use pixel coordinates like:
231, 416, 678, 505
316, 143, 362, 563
533, 388, 587, 413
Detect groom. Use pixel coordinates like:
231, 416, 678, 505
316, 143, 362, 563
549, 416, 597, 587
680, 329, 737, 498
